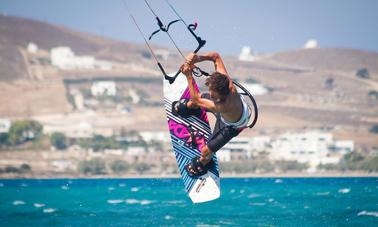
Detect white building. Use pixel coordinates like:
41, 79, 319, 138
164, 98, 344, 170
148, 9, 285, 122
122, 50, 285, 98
250, 136, 272, 153
50, 46, 95, 70
70, 89, 85, 111
239, 46, 255, 62
269, 131, 343, 170
220, 137, 252, 161
91, 81, 117, 97
129, 89, 140, 104
0, 118, 11, 133
127, 146, 146, 156
304, 39, 318, 49
334, 140, 354, 154
27, 42, 38, 53
217, 149, 231, 162
95, 60, 112, 71
139, 131, 171, 143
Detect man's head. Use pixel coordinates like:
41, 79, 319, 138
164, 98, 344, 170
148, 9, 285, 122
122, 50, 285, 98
205, 72, 230, 103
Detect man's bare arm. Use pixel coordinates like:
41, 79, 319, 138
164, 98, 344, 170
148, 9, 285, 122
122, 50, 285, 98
192, 52, 236, 93
181, 62, 217, 112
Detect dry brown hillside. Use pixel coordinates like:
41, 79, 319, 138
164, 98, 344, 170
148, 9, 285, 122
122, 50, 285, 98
0, 15, 377, 148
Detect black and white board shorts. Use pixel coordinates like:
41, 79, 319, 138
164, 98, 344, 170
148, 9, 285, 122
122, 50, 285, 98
201, 93, 244, 153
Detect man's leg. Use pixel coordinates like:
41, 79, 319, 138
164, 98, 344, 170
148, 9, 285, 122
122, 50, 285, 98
186, 125, 240, 176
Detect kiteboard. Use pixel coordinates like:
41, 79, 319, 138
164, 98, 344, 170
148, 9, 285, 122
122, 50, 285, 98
164, 73, 220, 203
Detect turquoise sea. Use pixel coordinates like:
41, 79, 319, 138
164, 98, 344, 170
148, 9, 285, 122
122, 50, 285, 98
0, 178, 377, 226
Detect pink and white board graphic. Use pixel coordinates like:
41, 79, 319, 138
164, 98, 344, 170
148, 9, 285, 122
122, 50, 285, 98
164, 73, 220, 203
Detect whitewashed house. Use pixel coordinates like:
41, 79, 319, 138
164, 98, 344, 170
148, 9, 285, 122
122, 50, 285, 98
0, 118, 11, 133
239, 46, 255, 62
221, 137, 252, 161
250, 136, 272, 154
334, 140, 354, 154
217, 149, 231, 162
91, 81, 116, 97
269, 131, 346, 170
50, 46, 95, 70
139, 131, 171, 143
27, 42, 38, 53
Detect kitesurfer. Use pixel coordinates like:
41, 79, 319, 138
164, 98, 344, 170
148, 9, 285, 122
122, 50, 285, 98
173, 52, 251, 177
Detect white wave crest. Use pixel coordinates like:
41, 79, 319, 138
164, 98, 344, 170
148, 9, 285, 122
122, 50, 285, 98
358, 211, 378, 217
43, 208, 57, 213
125, 199, 139, 204
125, 199, 155, 205
164, 215, 173, 220
316, 192, 330, 196
61, 186, 69, 190
131, 187, 139, 192
338, 188, 351, 194
247, 193, 260, 198
140, 200, 154, 205
164, 200, 184, 204
249, 202, 266, 206
107, 199, 124, 204
13, 200, 25, 205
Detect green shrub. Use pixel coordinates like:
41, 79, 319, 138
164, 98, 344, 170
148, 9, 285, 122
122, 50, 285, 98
78, 158, 106, 175
50, 132, 67, 150
356, 68, 369, 79
276, 160, 309, 172
20, 163, 31, 173
5, 166, 21, 173
7, 120, 43, 146
134, 163, 151, 174
111, 160, 129, 173
368, 90, 378, 100
370, 125, 378, 134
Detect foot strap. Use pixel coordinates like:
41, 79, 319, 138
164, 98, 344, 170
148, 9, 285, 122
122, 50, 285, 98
185, 157, 214, 177
172, 99, 201, 118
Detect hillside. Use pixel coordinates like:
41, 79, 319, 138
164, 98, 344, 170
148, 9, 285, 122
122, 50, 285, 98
0, 14, 149, 60
0, 15, 377, 149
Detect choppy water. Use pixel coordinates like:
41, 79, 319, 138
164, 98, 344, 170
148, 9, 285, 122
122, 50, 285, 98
0, 178, 377, 226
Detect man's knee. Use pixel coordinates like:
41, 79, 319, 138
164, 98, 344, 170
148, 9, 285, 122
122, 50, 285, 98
207, 126, 239, 153
201, 145, 212, 153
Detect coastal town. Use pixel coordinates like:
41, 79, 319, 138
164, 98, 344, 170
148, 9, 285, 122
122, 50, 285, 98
0, 15, 377, 178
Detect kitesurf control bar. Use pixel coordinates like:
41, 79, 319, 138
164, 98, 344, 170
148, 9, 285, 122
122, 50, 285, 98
125, 0, 206, 84
145, 0, 206, 84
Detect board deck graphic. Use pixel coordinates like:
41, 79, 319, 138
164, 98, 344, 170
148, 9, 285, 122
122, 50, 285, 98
163, 74, 220, 203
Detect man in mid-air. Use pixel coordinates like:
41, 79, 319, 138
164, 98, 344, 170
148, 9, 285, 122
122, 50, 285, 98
172, 52, 251, 177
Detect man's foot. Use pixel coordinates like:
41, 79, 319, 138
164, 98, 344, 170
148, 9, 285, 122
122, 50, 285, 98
172, 99, 201, 118
185, 157, 214, 177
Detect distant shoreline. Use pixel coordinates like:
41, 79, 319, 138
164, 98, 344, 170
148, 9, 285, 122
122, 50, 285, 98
1, 172, 377, 179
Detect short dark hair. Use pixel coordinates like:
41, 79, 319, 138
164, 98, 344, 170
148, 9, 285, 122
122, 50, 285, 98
205, 72, 230, 96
